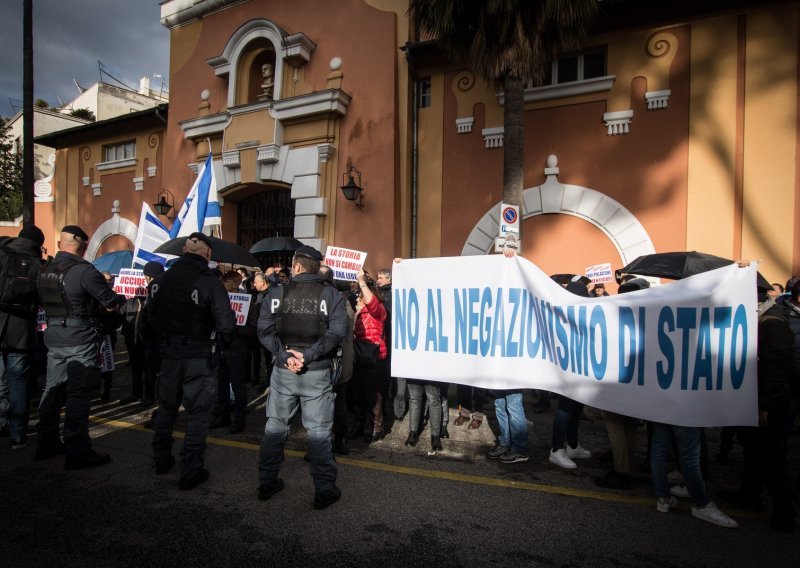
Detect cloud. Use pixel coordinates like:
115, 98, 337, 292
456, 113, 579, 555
0, 0, 168, 117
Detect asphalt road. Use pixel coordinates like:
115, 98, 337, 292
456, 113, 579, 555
2, 366, 799, 567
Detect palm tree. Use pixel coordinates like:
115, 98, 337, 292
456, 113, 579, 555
410, 0, 598, 242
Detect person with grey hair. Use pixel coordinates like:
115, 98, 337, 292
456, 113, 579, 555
249, 271, 272, 387
36, 225, 120, 469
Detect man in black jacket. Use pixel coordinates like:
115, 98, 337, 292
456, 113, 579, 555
36, 225, 119, 469
211, 270, 257, 434
148, 233, 236, 490
0, 225, 45, 449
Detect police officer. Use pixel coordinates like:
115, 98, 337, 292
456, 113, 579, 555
148, 232, 235, 490
36, 225, 119, 469
257, 245, 346, 509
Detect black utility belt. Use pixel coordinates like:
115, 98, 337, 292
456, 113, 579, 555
48, 318, 97, 328
163, 334, 212, 344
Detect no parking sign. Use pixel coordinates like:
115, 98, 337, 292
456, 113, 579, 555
495, 203, 520, 252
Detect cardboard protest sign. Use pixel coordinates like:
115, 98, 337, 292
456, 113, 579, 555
113, 268, 148, 298
228, 293, 252, 326
325, 246, 368, 281
586, 263, 614, 284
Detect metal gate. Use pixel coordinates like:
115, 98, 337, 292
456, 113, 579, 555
237, 187, 294, 268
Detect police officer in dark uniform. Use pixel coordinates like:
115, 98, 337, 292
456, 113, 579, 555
257, 245, 346, 509
36, 225, 119, 469
148, 232, 235, 490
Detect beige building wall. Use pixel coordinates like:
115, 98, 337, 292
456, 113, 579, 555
685, 15, 739, 260
740, 5, 798, 281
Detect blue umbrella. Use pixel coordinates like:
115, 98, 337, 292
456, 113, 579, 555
92, 250, 138, 275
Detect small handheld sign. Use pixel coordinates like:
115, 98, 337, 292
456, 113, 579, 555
228, 293, 252, 326
325, 246, 368, 281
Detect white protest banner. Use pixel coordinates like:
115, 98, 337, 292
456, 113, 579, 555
391, 255, 758, 427
325, 246, 368, 281
100, 335, 114, 373
113, 268, 148, 298
586, 263, 614, 284
228, 293, 252, 326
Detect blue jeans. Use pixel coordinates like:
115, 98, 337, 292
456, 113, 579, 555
0, 351, 31, 442
258, 366, 337, 494
494, 390, 528, 453
650, 423, 709, 507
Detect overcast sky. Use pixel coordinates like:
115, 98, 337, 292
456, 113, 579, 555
0, 0, 169, 118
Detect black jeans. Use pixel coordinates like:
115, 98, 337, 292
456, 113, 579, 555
216, 350, 248, 418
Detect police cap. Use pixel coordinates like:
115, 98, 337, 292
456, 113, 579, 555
294, 245, 322, 262
143, 261, 165, 277
61, 225, 89, 242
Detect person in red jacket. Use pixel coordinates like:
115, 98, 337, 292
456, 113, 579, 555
349, 269, 388, 443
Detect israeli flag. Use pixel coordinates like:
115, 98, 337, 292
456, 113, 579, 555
132, 202, 171, 266
170, 153, 221, 238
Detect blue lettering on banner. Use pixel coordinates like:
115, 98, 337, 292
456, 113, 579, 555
730, 304, 747, 389
395, 285, 749, 394
589, 306, 607, 380
657, 307, 675, 389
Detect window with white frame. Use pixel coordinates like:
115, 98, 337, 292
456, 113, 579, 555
419, 77, 432, 108
542, 48, 606, 85
103, 140, 136, 163
520, 47, 613, 103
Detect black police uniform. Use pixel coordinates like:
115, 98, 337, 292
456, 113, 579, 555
257, 265, 346, 506
37, 250, 118, 465
148, 251, 235, 487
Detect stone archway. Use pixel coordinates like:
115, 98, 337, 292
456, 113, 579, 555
460, 155, 656, 268
85, 200, 138, 261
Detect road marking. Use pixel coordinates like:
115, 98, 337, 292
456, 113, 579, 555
90, 416, 662, 508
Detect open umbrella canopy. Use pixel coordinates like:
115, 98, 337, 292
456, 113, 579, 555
615, 251, 772, 290
154, 236, 259, 267
550, 273, 592, 286
92, 250, 138, 275
249, 236, 303, 255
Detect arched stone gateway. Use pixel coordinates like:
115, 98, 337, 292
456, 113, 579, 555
85, 200, 138, 261
460, 155, 656, 270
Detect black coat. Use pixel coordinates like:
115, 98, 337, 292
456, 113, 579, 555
0, 237, 43, 351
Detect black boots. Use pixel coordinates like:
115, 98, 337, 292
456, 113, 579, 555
405, 431, 419, 446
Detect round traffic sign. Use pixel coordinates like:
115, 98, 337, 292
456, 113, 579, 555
502, 207, 518, 224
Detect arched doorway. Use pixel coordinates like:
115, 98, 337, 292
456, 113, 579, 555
460, 155, 657, 289
237, 187, 294, 268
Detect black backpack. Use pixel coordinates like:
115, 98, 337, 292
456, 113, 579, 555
0, 240, 39, 317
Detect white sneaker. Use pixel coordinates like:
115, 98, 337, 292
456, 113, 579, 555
667, 468, 684, 484
691, 502, 738, 528
656, 496, 678, 513
566, 444, 591, 459
549, 448, 577, 469
670, 483, 690, 499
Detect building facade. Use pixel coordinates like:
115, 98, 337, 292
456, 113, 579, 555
28, 0, 800, 285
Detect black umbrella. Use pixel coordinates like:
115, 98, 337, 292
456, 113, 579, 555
615, 251, 772, 291
250, 236, 303, 255
550, 273, 592, 286
154, 236, 259, 267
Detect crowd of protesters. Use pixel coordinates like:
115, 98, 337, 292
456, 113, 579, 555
1, 224, 799, 529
